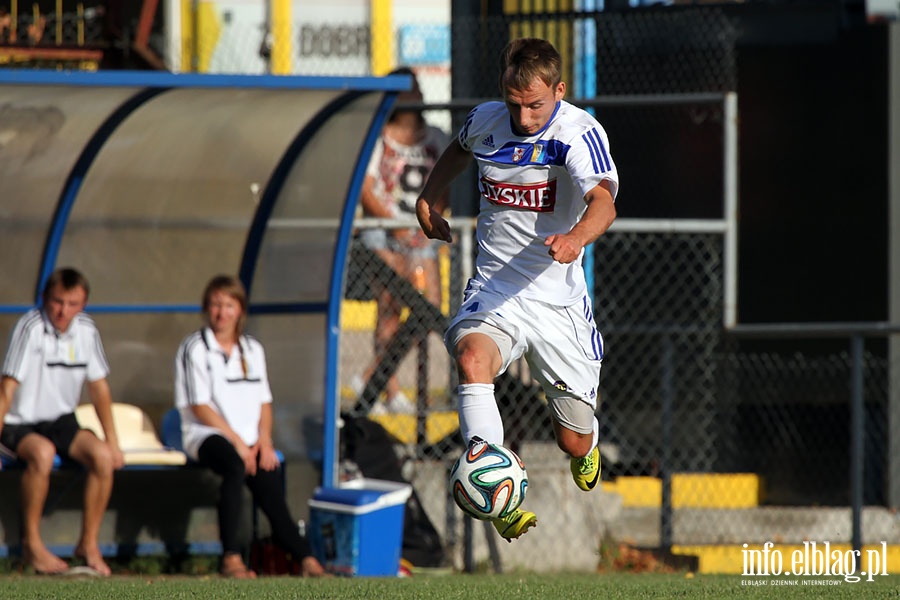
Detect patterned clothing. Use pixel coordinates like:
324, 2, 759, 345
360, 124, 449, 256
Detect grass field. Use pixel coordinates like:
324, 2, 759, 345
1, 572, 898, 599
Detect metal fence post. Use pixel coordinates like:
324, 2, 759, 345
660, 334, 675, 551
850, 334, 864, 557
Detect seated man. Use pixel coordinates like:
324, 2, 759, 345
0, 268, 124, 575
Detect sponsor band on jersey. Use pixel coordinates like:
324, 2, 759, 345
479, 176, 557, 212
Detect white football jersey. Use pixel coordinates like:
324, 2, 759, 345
458, 100, 619, 305
174, 327, 273, 461
2, 309, 110, 424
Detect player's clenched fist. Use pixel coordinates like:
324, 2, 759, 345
544, 233, 583, 264
416, 197, 452, 243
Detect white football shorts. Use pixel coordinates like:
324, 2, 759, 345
445, 279, 603, 433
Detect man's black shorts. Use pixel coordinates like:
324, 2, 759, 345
0, 412, 81, 460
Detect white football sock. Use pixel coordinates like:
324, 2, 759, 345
458, 383, 504, 445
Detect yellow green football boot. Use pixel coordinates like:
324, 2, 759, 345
570, 446, 601, 491
492, 509, 537, 542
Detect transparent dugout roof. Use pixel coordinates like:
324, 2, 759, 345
0, 70, 405, 480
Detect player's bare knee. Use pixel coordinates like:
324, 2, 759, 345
454, 333, 502, 383
19, 440, 57, 473
556, 429, 592, 458
87, 444, 115, 475
455, 347, 490, 383
73, 436, 113, 474
27, 452, 57, 475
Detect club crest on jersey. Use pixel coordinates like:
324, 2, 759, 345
479, 176, 557, 212
510, 144, 546, 164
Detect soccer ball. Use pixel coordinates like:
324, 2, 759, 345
449, 440, 528, 520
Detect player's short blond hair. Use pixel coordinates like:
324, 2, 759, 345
498, 37, 562, 93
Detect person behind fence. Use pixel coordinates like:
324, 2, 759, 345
173, 274, 327, 579
0, 267, 124, 576
415, 38, 619, 541
356, 66, 449, 415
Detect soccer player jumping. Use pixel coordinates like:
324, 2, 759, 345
415, 37, 619, 541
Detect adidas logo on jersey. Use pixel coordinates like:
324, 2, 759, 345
482, 135, 495, 148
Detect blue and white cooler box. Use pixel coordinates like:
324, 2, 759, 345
308, 478, 412, 576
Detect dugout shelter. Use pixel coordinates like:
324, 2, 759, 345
0, 69, 410, 488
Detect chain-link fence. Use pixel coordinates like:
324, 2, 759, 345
10, 0, 897, 573
151, 2, 875, 573
336, 5, 900, 569
340, 202, 899, 573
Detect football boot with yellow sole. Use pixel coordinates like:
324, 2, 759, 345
492, 509, 537, 542
570, 446, 601, 491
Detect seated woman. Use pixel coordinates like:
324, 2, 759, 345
174, 274, 327, 578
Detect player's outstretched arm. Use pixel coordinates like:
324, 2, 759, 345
416, 139, 472, 243
545, 180, 616, 264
